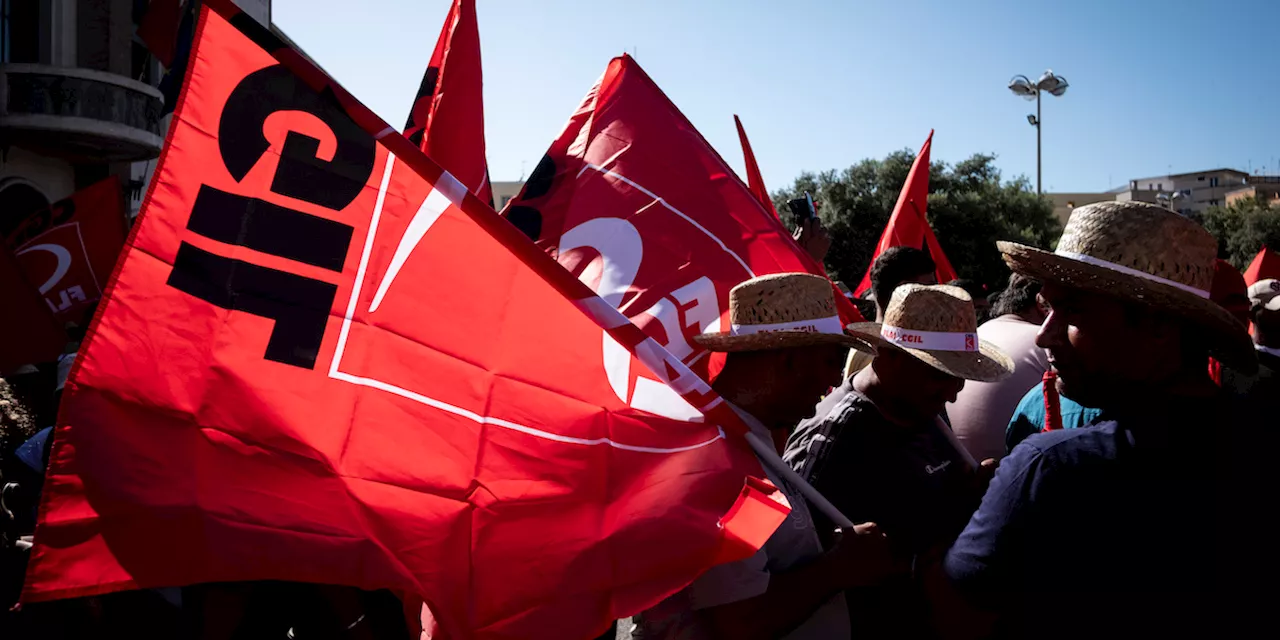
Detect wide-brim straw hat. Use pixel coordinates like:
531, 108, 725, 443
695, 273, 875, 354
845, 283, 1014, 382
998, 201, 1256, 372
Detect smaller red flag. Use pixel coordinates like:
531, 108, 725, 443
1243, 245, 1280, 285
853, 131, 958, 296
403, 0, 492, 206
734, 115, 779, 221
4, 178, 127, 325
137, 0, 185, 67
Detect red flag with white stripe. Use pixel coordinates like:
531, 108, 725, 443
22, 3, 785, 638
503, 56, 861, 399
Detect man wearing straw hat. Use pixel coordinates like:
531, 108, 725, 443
945, 201, 1269, 639
633, 273, 903, 640
784, 283, 1013, 637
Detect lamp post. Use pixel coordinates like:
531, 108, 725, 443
1156, 192, 1185, 213
1009, 70, 1069, 195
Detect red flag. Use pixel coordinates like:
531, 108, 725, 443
403, 0, 492, 206
734, 115, 779, 221
0, 246, 67, 373
137, 0, 185, 67
4, 178, 126, 325
853, 131, 958, 296
22, 4, 786, 639
503, 56, 860, 399
1243, 245, 1280, 285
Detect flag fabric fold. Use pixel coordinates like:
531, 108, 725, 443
403, 0, 492, 206
854, 130, 958, 296
22, 3, 785, 638
503, 56, 860, 405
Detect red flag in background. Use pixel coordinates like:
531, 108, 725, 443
22, 3, 785, 638
734, 115, 779, 221
503, 56, 861, 405
4, 178, 127, 325
137, 0, 185, 67
0, 247, 67, 373
854, 130, 958, 296
1244, 245, 1280, 285
403, 0, 492, 206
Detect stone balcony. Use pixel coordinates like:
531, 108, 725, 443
0, 63, 165, 163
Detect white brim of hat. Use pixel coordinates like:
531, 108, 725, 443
844, 322, 1014, 383
998, 241, 1257, 373
694, 329, 875, 354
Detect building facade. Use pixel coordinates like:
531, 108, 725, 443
0, 0, 166, 231
1113, 168, 1248, 215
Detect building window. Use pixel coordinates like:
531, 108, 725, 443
1, 0, 40, 63
1157, 183, 1163, 191
1209, 177, 1219, 187
1210, 199, 1220, 206
1180, 189, 1192, 196
499, 196, 513, 209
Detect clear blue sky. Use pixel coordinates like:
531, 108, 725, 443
273, 0, 1280, 193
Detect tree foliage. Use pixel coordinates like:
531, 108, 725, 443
772, 150, 1060, 293
1195, 195, 1280, 270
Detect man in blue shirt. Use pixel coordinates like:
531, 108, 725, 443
945, 202, 1271, 639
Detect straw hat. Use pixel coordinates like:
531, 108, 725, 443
845, 284, 1014, 382
694, 273, 874, 353
998, 201, 1256, 371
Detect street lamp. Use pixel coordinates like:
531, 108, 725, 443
1009, 70, 1069, 195
1156, 192, 1185, 213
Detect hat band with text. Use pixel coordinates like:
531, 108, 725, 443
1055, 250, 1210, 298
730, 315, 844, 337
880, 325, 978, 352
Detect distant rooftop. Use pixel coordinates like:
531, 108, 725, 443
1127, 168, 1248, 184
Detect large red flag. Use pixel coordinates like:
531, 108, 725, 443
503, 56, 861, 404
1243, 245, 1280, 285
403, 0, 492, 206
0, 247, 67, 373
22, 4, 786, 638
734, 115, 780, 220
853, 130, 958, 296
4, 177, 127, 325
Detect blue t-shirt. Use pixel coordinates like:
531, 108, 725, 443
946, 394, 1272, 639
1004, 381, 1103, 454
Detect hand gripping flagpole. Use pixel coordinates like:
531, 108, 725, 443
728, 404, 855, 530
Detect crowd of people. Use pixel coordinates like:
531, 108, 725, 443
3, 200, 1278, 638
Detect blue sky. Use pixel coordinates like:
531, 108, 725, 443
273, 0, 1280, 193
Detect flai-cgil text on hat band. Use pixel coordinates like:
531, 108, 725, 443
729, 315, 844, 337
880, 325, 979, 352
1055, 250, 1210, 298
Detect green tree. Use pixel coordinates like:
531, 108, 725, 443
1196, 195, 1280, 270
773, 151, 1060, 293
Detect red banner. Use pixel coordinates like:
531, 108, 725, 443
1244, 245, 1280, 285
503, 56, 860, 410
403, 0, 492, 206
4, 178, 126, 325
854, 130, 958, 295
23, 4, 784, 639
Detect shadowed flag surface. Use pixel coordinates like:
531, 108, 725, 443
854, 130, 958, 296
21, 3, 786, 638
